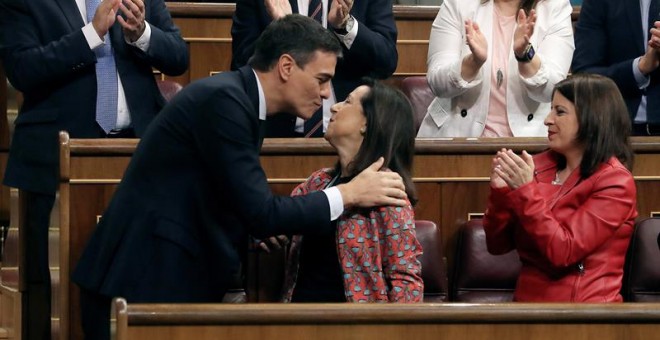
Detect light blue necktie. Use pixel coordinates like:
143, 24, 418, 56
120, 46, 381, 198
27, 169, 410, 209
86, 0, 118, 133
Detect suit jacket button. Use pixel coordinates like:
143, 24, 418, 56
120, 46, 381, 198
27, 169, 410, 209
527, 113, 534, 121
460, 109, 467, 117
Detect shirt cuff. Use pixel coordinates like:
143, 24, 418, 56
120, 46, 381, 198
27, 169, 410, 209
335, 19, 358, 49
125, 22, 152, 52
82, 23, 104, 50
519, 56, 549, 87
450, 58, 481, 89
632, 57, 651, 89
323, 186, 344, 221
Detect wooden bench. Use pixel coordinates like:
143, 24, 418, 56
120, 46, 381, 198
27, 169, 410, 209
112, 299, 660, 340
53, 133, 660, 339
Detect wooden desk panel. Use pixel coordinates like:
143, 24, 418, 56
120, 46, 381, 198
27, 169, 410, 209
114, 301, 660, 340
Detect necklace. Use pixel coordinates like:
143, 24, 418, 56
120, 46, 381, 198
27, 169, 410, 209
551, 170, 562, 185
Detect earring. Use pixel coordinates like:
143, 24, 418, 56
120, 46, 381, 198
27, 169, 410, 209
360, 127, 366, 135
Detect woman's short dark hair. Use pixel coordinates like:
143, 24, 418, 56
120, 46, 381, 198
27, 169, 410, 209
345, 79, 418, 205
553, 73, 634, 178
249, 14, 342, 72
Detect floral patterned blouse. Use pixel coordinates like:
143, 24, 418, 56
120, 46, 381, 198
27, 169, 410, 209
282, 168, 424, 302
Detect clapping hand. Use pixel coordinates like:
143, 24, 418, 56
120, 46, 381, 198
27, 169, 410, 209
489, 155, 508, 189
640, 21, 660, 74
492, 149, 535, 190
329, 0, 353, 29
92, 0, 121, 40
465, 19, 488, 65
265, 0, 292, 20
513, 9, 537, 58
117, 0, 146, 42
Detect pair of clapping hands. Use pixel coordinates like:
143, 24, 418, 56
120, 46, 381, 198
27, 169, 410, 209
265, 0, 354, 30
491, 148, 535, 190
92, 0, 146, 42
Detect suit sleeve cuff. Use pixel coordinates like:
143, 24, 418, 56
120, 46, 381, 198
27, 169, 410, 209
632, 57, 651, 89
335, 19, 358, 49
323, 186, 344, 221
126, 22, 152, 52
82, 23, 104, 50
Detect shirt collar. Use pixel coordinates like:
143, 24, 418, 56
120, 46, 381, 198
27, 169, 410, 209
252, 69, 267, 121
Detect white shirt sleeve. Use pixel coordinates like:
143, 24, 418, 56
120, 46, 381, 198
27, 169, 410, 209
125, 22, 152, 52
322, 186, 344, 221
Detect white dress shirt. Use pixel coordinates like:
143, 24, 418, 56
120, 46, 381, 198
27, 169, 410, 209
294, 0, 359, 134
253, 70, 344, 220
76, 0, 153, 130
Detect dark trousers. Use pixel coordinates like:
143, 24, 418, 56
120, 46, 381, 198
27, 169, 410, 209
79, 288, 112, 340
22, 191, 55, 340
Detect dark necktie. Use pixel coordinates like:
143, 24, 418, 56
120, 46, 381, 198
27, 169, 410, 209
650, 0, 659, 36
308, 0, 323, 24
304, 0, 325, 137
86, 0, 118, 133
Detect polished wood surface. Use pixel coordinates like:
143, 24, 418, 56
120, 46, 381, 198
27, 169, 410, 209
55, 135, 660, 338
114, 299, 660, 340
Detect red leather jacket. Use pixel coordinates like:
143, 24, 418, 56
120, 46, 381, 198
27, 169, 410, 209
484, 151, 637, 302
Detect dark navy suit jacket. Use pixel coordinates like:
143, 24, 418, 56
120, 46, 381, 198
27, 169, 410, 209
0, 0, 188, 194
73, 67, 332, 302
572, 0, 660, 124
230, 0, 398, 136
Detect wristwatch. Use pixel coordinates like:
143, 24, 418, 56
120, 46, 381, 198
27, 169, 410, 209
515, 43, 535, 63
333, 15, 355, 35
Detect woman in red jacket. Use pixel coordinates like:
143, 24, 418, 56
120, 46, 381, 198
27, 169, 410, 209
484, 74, 637, 302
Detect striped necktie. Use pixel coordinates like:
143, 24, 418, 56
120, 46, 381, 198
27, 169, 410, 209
308, 0, 323, 24
86, 0, 118, 133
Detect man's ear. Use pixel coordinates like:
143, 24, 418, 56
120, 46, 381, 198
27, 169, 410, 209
278, 54, 295, 82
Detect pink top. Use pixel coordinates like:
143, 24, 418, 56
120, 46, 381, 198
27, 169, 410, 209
482, 7, 515, 138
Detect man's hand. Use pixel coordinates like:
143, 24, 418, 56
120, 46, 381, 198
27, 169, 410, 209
117, 0, 146, 42
640, 21, 660, 75
265, 0, 292, 20
328, 0, 353, 29
257, 235, 290, 253
92, 0, 121, 40
337, 157, 408, 208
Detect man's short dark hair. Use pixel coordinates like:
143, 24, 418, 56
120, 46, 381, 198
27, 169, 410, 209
249, 14, 342, 71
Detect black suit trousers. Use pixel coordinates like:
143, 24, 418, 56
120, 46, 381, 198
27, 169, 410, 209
22, 191, 55, 340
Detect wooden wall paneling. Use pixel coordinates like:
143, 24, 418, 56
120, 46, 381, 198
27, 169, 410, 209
188, 41, 233, 80
440, 181, 490, 281
1, 64, 9, 226
634, 181, 660, 219
66, 184, 118, 340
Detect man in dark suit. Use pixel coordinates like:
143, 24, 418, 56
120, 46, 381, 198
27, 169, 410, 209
231, 0, 398, 137
0, 0, 188, 338
73, 15, 407, 340
572, 0, 660, 136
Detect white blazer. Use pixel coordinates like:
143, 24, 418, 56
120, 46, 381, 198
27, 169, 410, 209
417, 0, 574, 137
